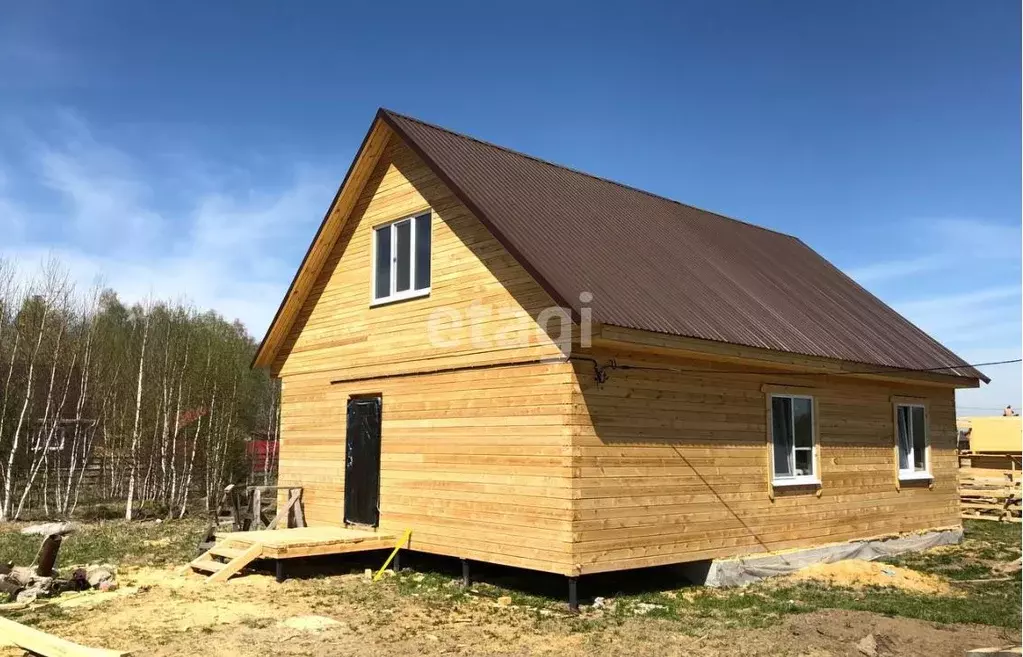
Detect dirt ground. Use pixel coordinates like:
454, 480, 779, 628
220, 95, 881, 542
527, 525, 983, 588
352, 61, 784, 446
1, 565, 1018, 657
1, 519, 1019, 656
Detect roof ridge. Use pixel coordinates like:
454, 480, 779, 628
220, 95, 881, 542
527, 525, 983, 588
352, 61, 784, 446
379, 108, 798, 241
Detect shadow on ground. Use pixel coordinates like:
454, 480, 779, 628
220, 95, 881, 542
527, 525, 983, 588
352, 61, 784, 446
250, 549, 703, 605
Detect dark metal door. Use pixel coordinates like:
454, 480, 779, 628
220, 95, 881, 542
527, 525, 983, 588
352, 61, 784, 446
344, 396, 382, 527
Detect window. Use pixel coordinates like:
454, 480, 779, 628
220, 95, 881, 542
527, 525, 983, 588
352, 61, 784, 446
896, 404, 930, 480
770, 394, 818, 485
372, 212, 431, 304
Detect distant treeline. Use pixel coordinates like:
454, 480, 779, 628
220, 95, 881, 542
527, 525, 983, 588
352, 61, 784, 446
0, 257, 279, 521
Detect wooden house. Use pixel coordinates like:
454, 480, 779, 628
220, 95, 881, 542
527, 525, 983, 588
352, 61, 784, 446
252, 109, 986, 601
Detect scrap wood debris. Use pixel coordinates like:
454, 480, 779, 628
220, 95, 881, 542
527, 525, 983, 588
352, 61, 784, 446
0, 616, 129, 657
1, 521, 118, 605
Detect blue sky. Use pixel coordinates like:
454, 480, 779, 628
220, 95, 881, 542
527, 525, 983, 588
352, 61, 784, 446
1, 1, 1019, 413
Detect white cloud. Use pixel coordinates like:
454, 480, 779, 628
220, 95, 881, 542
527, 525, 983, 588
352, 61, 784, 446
846, 255, 946, 285
931, 218, 1021, 262
841, 217, 1021, 416
846, 217, 1020, 285
892, 285, 1021, 339
2, 112, 336, 339
892, 287, 1021, 416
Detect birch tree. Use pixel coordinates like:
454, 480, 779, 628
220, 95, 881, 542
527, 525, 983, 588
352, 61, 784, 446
0, 257, 278, 520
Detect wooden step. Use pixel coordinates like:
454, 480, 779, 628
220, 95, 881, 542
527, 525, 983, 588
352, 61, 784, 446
207, 542, 263, 583
209, 545, 246, 560
180, 541, 264, 582
190, 559, 226, 574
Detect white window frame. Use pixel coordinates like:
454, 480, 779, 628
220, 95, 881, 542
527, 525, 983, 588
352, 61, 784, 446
770, 393, 820, 487
896, 403, 931, 481
370, 212, 431, 306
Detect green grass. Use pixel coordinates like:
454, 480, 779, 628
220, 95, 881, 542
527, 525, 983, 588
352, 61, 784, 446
380, 520, 1022, 631
882, 520, 1021, 581
0, 517, 208, 569
685, 520, 1021, 629
1, 517, 1018, 633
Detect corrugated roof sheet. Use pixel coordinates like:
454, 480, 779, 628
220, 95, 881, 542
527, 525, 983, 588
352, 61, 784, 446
380, 109, 984, 381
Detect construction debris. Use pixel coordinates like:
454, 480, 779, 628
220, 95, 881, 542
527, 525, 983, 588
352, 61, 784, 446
960, 472, 1022, 523
0, 523, 117, 604
0, 616, 129, 656
21, 521, 77, 537
689, 528, 963, 587
1, 564, 91, 602
86, 565, 117, 588
964, 648, 1023, 656
855, 633, 895, 657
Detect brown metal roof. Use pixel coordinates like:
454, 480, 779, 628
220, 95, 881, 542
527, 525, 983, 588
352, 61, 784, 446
379, 109, 984, 382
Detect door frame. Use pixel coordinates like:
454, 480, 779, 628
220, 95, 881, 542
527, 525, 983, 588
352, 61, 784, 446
343, 393, 383, 528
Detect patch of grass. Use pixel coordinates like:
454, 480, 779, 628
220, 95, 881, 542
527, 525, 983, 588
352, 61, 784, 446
374, 519, 1021, 631
881, 520, 1021, 587
0, 517, 207, 569
3, 598, 73, 629
394, 570, 474, 605
756, 576, 1022, 628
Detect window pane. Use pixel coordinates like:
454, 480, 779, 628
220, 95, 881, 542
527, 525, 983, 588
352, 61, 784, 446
794, 448, 813, 476
414, 213, 431, 290
896, 406, 911, 470
395, 220, 411, 293
911, 407, 926, 470
793, 398, 813, 448
772, 397, 793, 477
374, 227, 391, 299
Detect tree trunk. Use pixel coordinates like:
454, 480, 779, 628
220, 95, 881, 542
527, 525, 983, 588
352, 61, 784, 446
1, 303, 49, 521
124, 309, 151, 521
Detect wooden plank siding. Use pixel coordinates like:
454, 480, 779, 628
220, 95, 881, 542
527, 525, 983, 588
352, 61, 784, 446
273, 134, 578, 574
567, 347, 960, 575
272, 134, 566, 379
279, 363, 577, 573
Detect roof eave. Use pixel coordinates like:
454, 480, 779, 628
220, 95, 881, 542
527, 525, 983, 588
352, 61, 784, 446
593, 323, 987, 388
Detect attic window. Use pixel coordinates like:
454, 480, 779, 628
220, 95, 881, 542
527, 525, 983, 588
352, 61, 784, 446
372, 212, 431, 304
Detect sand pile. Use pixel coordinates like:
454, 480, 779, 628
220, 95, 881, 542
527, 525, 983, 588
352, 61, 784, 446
280, 615, 342, 632
786, 560, 952, 594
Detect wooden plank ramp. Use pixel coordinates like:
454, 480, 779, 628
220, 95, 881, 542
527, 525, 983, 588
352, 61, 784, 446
184, 526, 398, 582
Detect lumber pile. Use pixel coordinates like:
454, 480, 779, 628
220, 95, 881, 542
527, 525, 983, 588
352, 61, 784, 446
958, 451, 1022, 478
960, 471, 1022, 523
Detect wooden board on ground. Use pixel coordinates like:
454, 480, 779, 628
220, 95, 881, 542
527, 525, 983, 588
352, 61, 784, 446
0, 616, 129, 657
